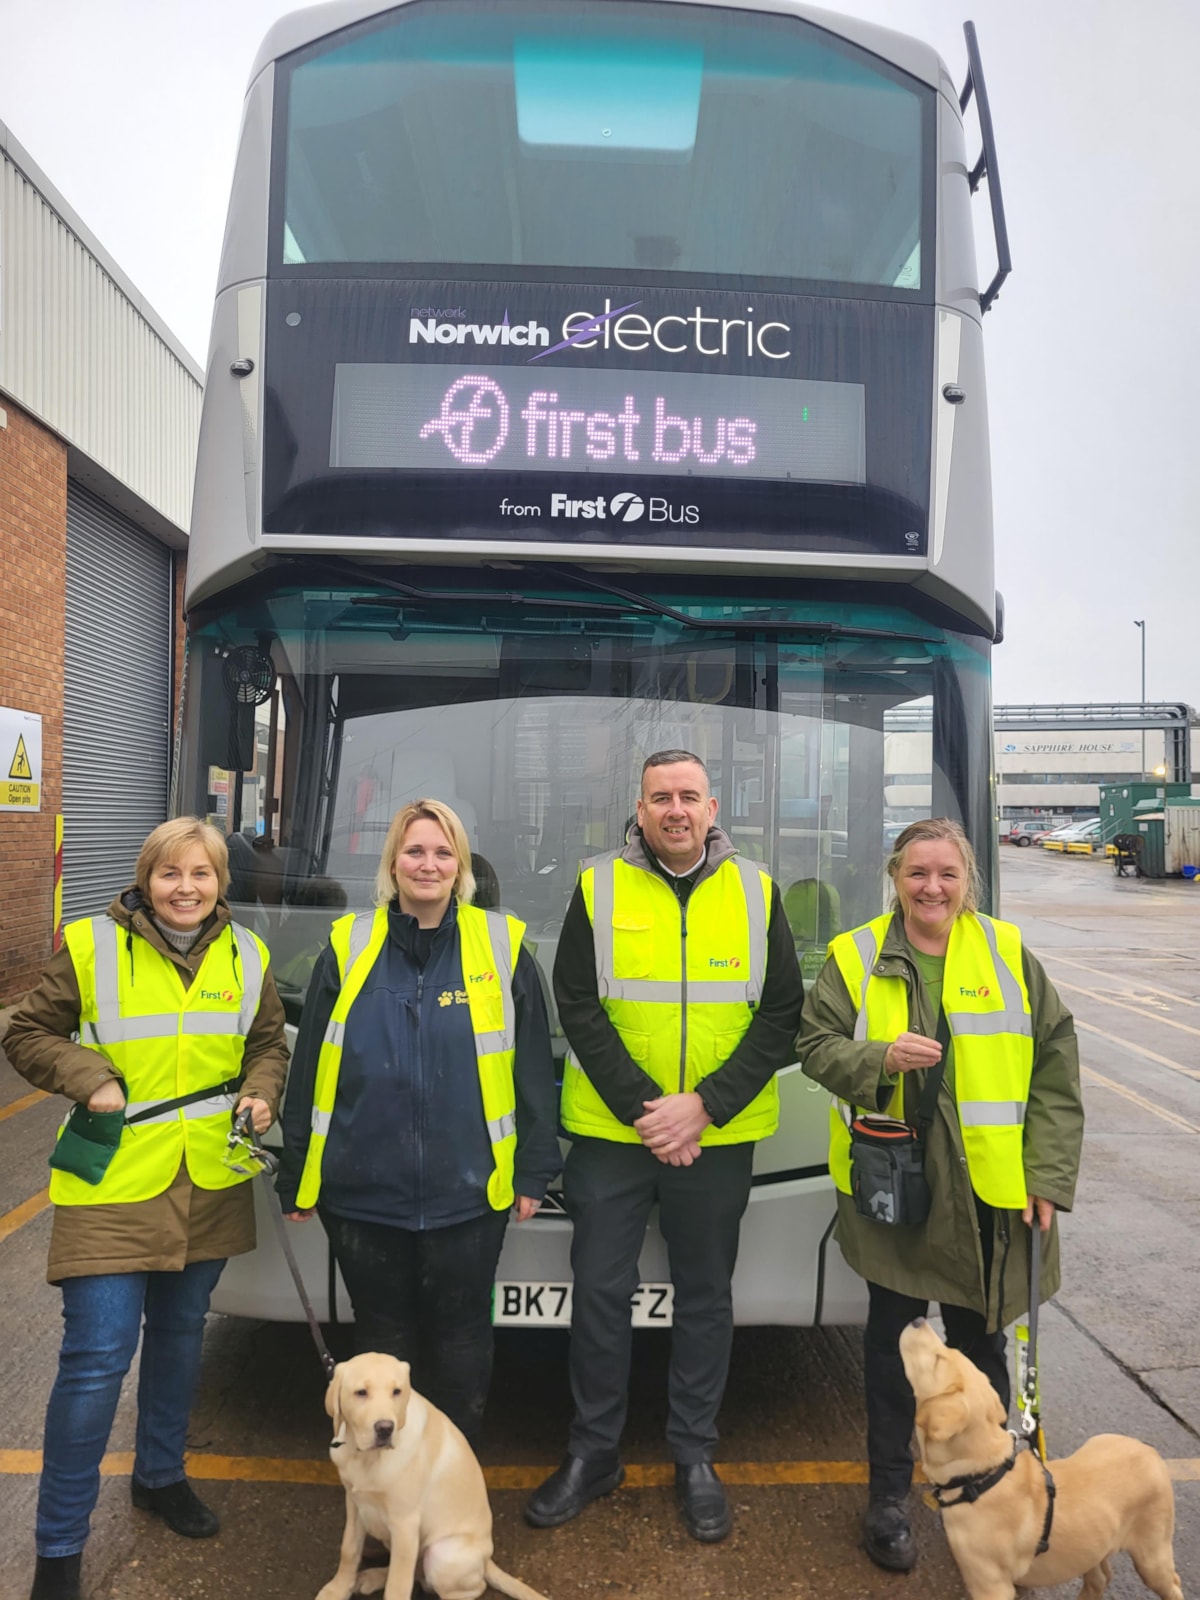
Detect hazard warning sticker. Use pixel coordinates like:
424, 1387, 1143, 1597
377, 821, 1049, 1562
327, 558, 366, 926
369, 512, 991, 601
1, 708, 42, 811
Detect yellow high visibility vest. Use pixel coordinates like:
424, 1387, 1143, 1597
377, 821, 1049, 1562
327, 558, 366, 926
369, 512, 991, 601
296, 903, 524, 1211
560, 852, 778, 1145
826, 912, 1034, 1209
54, 915, 269, 1206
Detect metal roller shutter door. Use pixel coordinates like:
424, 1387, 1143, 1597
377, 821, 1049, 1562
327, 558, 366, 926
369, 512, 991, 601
63, 485, 173, 919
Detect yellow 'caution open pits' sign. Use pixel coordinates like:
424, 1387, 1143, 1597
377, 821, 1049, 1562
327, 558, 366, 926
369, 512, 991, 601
1, 708, 42, 811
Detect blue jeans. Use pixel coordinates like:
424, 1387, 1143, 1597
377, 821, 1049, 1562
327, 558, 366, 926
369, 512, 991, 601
36, 1259, 226, 1558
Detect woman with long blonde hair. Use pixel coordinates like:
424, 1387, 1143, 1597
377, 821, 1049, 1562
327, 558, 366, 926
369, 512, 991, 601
277, 800, 558, 1442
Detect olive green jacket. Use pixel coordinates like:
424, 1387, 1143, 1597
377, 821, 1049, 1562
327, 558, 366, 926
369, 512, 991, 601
798, 911, 1082, 1330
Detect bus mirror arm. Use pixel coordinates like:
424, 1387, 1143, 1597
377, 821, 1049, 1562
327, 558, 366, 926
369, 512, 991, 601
959, 21, 1012, 315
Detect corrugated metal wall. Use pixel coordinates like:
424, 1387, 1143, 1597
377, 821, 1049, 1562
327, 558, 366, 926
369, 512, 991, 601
63, 485, 173, 919
0, 134, 202, 536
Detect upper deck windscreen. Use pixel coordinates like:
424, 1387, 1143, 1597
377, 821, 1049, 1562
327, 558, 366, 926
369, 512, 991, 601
278, 0, 927, 292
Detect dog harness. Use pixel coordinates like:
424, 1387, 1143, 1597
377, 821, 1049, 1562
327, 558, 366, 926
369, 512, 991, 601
932, 1431, 1056, 1556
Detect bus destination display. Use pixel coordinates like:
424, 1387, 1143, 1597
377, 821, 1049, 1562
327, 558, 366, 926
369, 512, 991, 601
330, 363, 865, 485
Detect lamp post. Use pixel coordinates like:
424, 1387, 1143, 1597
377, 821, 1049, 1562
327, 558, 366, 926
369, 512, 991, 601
1134, 619, 1146, 774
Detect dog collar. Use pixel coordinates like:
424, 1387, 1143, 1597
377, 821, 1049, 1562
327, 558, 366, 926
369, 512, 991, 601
932, 1432, 1056, 1556
930, 1433, 1019, 1508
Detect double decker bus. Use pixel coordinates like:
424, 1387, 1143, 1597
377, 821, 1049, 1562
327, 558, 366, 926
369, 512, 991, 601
179, 0, 1010, 1325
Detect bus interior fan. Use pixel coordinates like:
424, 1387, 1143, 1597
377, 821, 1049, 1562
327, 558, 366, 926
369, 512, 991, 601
222, 643, 276, 781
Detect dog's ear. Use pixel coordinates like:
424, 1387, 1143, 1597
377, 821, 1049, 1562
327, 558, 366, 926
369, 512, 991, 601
325, 1362, 345, 1431
391, 1359, 412, 1429
916, 1384, 970, 1442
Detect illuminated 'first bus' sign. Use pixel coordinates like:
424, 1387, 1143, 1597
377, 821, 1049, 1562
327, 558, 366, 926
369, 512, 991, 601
330, 363, 865, 484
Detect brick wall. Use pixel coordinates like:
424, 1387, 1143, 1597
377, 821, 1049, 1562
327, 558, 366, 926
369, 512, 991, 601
0, 400, 68, 1002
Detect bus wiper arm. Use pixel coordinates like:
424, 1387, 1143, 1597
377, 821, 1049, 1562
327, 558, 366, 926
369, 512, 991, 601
303, 556, 632, 617
540, 566, 916, 640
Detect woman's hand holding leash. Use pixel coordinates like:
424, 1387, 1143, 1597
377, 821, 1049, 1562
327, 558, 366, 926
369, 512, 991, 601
885, 1032, 943, 1075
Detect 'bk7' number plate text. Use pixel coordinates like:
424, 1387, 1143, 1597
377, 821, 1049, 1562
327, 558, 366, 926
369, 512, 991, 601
493, 1281, 673, 1327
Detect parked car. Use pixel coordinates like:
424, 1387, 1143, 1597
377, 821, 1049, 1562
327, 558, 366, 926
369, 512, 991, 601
1007, 819, 1053, 847
1040, 817, 1102, 848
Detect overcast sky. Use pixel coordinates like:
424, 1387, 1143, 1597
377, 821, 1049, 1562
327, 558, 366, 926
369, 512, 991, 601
1, 0, 1197, 713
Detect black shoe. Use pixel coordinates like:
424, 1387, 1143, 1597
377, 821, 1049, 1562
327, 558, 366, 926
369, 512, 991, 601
30, 1555, 81, 1600
524, 1454, 624, 1527
674, 1462, 733, 1543
131, 1477, 220, 1538
863, 1497, 916, 1572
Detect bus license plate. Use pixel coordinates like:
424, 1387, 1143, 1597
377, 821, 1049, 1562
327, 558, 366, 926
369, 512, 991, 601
493, 1282, 673, 1327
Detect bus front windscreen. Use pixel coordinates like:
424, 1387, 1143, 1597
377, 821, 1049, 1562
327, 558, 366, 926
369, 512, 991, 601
178, 580, 991, 1017
278, 0, 929, 293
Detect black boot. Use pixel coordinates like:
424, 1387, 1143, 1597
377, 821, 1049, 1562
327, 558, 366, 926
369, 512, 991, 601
674, 1462, 733, 1543
863, 1496, 917, 1571
524, 1454, 624, 1527
30, 1554, 82, 1600
131, 1478, 220, 1538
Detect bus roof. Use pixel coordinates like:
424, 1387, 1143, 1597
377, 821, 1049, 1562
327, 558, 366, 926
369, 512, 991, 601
248, 0, 955, 102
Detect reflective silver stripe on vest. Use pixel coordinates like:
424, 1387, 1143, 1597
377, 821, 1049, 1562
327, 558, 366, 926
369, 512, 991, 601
323, 1018, 346, 1049
487, 1111, 517, 1142
182, 1014, 241, 1036
90, 918, 124, 1042
83, 1013, 178, 1045
347, 912, 377, 973
476, 909, 517, 1054
733, 857, 769, 1004
958, 1100, 1027, 1126
229, 921, 265, 1033
598, 977, 758, 1005
944, 917, 1033, 1039
123, 1091, 238, 1127
850, 925, 880, 1043
312, 1107, 332, 1136
591, 857, 619, 999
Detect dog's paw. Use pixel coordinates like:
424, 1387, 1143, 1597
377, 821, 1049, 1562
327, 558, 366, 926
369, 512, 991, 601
353, 1570, 388, 1597
315, 1582, 356, 1600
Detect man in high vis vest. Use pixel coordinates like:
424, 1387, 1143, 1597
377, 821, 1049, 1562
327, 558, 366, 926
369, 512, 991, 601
525, 751, 804, 1543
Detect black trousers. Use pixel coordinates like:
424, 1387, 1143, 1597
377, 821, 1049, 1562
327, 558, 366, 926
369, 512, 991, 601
864, 1279, 1011, 1500
320, 1207, 508, 1443
564, 1136, 754, 1465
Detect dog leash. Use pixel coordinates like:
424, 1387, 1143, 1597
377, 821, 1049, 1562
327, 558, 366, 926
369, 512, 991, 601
227, 1112, 337, 1382
1016, 1218, 1048, 1460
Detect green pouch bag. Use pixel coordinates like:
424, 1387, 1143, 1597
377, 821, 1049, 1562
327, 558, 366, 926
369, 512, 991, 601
47, 1105, 126, 1185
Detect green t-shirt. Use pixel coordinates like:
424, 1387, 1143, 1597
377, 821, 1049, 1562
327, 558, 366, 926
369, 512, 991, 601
911, 948, 952, 1089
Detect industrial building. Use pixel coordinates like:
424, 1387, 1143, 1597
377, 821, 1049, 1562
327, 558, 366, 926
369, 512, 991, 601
0, 120, 201, 1000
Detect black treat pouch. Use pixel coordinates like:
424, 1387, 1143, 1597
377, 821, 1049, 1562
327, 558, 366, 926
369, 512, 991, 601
848, 1010, 949, 1227
849, 1116, 931, 1226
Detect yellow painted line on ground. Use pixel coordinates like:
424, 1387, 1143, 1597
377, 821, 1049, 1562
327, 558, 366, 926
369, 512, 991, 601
1074, 1017, 1200, 1082
1082, 1066, 1200, 1135
0, 1188, 50, 1243
0, 1090, 50, 1123
1051, 978, 1200, 1041
0, 1449, 1198, 1487
1040, 952, 1200, 1011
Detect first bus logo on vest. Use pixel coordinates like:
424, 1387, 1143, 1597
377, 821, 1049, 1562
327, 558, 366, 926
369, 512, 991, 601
958, 985, 990, 998
469, 970, 496, 984
200, 988, 236, 1002
708, 957, 741, 969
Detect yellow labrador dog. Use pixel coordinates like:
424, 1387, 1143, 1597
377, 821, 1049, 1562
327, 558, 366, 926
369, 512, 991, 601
900, 1318, 1181, 1600
317, 1353, 550, 1600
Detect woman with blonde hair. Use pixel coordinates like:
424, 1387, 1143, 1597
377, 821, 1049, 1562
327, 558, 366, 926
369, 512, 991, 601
799, 817, 1082, 1575
6, 817, 289, 1600
277, 799, 558, 1442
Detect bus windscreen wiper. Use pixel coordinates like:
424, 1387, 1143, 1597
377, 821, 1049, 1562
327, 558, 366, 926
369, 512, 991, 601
540, 565, 918, 640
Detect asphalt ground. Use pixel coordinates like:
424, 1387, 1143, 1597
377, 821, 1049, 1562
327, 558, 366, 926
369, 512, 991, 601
0, 845, 1197, 1600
